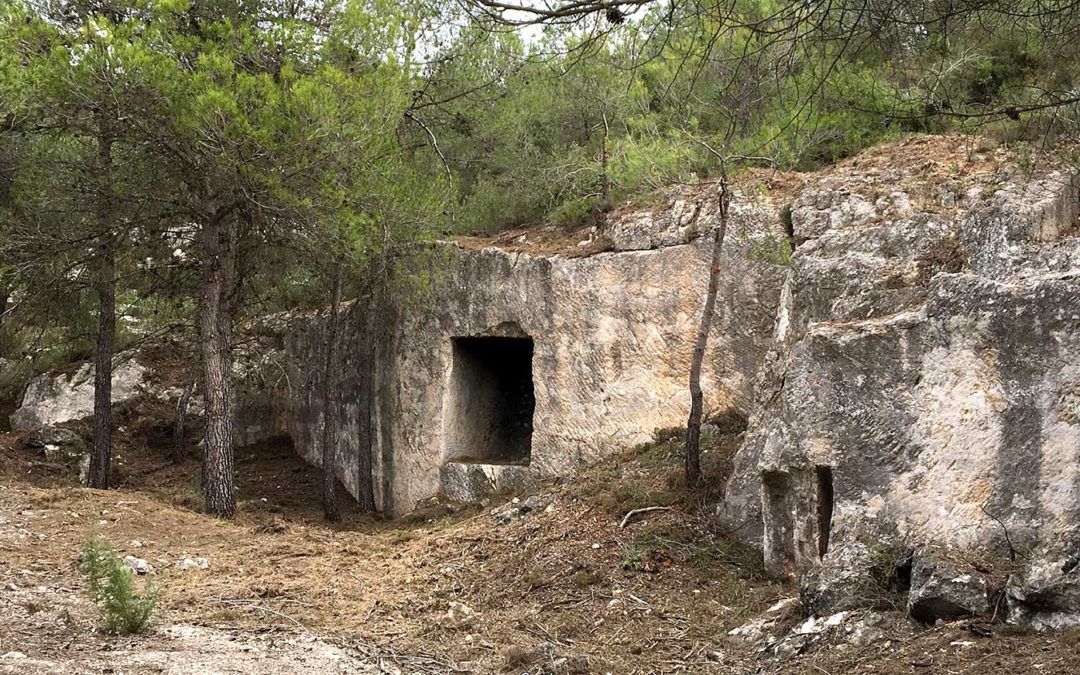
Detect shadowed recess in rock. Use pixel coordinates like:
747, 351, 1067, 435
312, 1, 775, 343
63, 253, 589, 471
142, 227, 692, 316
444, 336, 535, 465
816, 466, 834, 558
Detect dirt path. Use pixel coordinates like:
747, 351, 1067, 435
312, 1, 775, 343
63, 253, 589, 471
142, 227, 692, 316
0, 624, 388, 674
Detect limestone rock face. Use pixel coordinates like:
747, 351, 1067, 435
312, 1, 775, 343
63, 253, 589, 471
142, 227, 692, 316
603, 186, 784, 252
721, 162, 1080, 626
10, 357, 147, 431
1007, 558, 1080, 631
258, 185, 790, 516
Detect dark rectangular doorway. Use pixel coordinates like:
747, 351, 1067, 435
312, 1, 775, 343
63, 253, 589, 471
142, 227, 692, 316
444, 336, 535, 465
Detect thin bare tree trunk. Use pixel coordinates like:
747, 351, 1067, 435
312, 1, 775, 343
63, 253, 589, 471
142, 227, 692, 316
1, 120, 14, 333
88, 115, 114, 490
600, 111, 611, 210
173, 364, 196, 463
685, 179, 730, 489
321, 261, 343, 522
197, 209, 237, 518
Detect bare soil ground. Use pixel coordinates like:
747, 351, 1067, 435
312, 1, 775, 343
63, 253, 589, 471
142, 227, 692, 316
0, 423, 777, 673
4, 420, 1080, 674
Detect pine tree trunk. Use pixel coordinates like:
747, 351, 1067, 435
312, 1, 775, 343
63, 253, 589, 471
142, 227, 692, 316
320, 261, 343, 522
197, 210, 237, 518
88, 117, 114, 490
685, 181, 730, 490
89, 240, 115, 488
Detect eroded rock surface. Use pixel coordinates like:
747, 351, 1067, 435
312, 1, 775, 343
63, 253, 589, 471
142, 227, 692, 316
907, 554, 991, 623
721, 153, 1080, 626
257, 187, 790, 515
10, 357, 147, 432
1006, 558, 1080, 631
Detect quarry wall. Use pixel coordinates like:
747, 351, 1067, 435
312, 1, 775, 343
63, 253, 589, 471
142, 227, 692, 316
267, 191, 791, 516
717, 151, 1080, 629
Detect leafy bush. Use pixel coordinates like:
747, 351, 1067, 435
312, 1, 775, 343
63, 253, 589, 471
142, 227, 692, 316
79, 537, 158, 634
747, 233, 793, 266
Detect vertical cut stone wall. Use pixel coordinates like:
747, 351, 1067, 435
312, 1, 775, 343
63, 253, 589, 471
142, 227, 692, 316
262, 192, 790, 516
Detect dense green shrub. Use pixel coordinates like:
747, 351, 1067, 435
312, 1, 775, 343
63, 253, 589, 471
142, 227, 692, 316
0, 354, 30, 402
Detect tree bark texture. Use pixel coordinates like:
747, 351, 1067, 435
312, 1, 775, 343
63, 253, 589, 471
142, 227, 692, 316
197, 209, 237, 518
88, 117, 115, 490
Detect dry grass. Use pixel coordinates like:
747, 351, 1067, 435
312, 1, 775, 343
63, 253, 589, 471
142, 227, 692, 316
0, 424, 785, 673
4, 413, 1080, 672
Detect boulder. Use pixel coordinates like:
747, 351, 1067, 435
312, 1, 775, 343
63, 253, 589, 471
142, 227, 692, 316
10, 357, 147, 431
520, 494, 543, 513
123, 555, 153, 576
24, 426, 87, 465
800, 542, 877, 617
727, 616, 778, 647
726, 598, 802, 651
772, 611, 850, 660
23, 426, 83, 449
907, 554, 990, 623
178, 557, 211, 571
730, 604, 916, 661
1007, 557, 1080, 631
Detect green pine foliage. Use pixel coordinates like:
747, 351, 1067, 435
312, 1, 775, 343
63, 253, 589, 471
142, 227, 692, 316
79, 538, 158, 635
1, 0, 1078, 398
422, 1, 1080, 234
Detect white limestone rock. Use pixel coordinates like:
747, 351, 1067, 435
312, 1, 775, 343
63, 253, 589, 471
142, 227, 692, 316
178, 557, 210, 571
123, 555, 153, 576
907, 554, 990, 622
10, 356, 148, 431
722, 165, 1080, 623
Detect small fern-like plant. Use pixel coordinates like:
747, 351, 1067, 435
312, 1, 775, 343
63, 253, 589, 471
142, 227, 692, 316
79, 537, 158, 634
